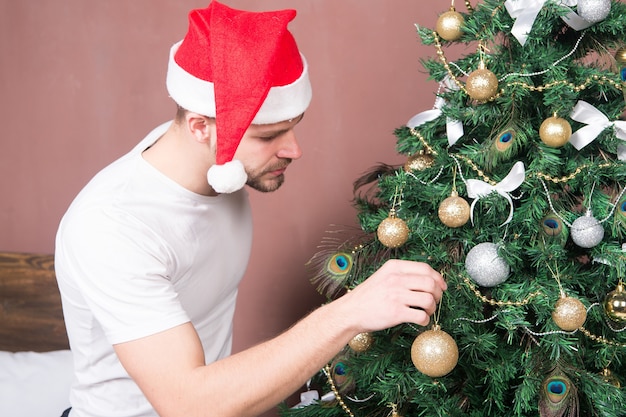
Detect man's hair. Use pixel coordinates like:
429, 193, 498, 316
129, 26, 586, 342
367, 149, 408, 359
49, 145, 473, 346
174, 105, 215, 125
174, 105, 188, 124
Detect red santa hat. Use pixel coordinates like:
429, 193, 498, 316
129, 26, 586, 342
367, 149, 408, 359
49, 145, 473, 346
166, 1, 312, 193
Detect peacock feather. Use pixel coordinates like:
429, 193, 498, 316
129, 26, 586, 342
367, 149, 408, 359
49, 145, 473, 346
330, 352, 355, 394
539, 366, 579, 417
539, 213, 569, 248
305, 228, 373, 299
482, 117, 525, 171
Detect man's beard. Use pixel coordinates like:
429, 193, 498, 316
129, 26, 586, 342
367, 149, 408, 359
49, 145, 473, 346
245, 161, 290, 193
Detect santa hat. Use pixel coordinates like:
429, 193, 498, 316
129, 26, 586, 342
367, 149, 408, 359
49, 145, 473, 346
166, 1, 312, 193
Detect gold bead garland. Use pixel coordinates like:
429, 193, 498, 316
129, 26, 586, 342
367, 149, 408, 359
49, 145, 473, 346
408, 128, 618, 185
432, 31, 622, 100
506, 74, 622, 93
463, 276, 542, 306
463, 270, 626, 347
453, 154, 496, 185
534, 164, 595, 184
408, 128, 438, 156
323, 364, 355, 417
578, 327, 626, 348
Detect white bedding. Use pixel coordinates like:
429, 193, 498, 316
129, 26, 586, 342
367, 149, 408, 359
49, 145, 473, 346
0, 350, 73, 417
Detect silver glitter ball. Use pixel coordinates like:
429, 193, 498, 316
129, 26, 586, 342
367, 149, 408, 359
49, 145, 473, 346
578, 0, 611, 23
465, 242, 510, 287
571, 215, 604, 248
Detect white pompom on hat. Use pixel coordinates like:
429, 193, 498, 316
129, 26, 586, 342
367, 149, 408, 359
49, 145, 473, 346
166, 1, 312, 193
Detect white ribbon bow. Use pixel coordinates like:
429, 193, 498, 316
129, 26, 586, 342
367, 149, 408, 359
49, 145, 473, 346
569, 100, 626, 152
407, 76, 464, 146
618, 143, 626, 161
504, 0, 590, 46
292, 390, 320, 409
466, 161, 526, 226
504, 0, 546, 46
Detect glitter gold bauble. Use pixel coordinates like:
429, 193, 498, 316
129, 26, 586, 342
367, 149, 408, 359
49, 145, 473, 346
377, 212, 409, 248
539, 115, 572, 148
348, 332, 374, 352
438, 191, 470, 228
411, 326, 458, 377
604, 282, 626, 322
552, 296, 587, 331
466, 65, 498, 101
436, 7, 464, 41
404, 151, 435, 172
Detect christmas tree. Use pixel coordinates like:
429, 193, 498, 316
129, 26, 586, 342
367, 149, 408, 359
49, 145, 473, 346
282, 1, 626, 416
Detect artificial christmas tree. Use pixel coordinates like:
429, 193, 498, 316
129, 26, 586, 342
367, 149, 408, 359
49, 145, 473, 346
283, 1, 626, 416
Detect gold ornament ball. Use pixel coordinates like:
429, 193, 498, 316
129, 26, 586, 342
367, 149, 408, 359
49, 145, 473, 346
348, 332, 374, 352
436, 8, 464, 41
404, 152, 435, 172
539, 115, 572, 147
615, 47, 626, 66
377, 215, 409, 248
411, 327, 459, 377
604, 283, 626, 322
466, 68, 499, 101
438, 193, 470, 228
552, 296, 587, 331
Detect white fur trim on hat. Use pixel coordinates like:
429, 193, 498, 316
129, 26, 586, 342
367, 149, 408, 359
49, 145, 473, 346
166, 41, 312, 124
207, 159, 247, 194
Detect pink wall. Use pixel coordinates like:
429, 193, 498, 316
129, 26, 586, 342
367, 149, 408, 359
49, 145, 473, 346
1, 1, 446, 415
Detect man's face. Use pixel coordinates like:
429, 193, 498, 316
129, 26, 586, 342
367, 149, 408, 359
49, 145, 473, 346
234, 115, 304, 193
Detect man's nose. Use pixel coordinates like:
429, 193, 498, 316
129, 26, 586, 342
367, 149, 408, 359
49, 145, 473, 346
277, 130, 303, 160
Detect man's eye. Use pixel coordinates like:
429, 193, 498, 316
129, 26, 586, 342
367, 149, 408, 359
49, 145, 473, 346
259, 133, 281, 141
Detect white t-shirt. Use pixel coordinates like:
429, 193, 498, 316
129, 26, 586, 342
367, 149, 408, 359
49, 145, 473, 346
55, 122, 253, 417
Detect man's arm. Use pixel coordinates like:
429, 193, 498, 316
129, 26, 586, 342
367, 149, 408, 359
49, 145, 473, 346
114, 259, 446, 417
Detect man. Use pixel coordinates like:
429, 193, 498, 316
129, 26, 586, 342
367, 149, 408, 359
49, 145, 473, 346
54, 2, 447, 417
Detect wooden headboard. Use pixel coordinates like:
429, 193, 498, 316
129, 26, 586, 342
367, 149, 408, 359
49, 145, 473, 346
0, 252, 69, 352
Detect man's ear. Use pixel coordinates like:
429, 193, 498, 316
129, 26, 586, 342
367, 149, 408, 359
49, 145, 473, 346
186, 113, 214, 144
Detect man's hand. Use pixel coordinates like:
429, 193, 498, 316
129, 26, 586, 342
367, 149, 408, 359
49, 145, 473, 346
334, 259, 447, 333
